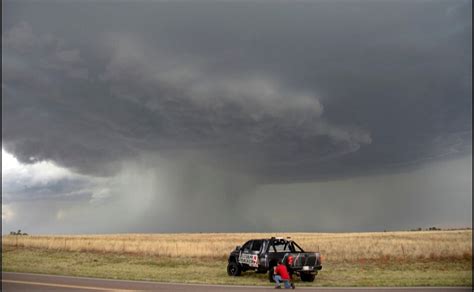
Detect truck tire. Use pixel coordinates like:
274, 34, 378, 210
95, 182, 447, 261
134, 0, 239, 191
300, 273, 315, 282
227, 261, 242, 276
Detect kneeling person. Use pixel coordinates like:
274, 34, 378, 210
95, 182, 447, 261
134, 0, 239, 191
273, 260, 295, 289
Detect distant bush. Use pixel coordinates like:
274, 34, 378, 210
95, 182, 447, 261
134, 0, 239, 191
409, 227, 423, 231
428, 227, 441, 231
10, 229, 28, 236
409, 227, 442, 231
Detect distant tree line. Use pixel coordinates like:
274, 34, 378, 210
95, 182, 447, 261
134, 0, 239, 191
10, 229, 28, 236
409, 226, 443, 231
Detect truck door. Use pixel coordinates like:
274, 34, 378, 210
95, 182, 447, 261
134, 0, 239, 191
239, 240, 255, 267
249, 240, 261, 267
239, 240, 259, 268
251, 240, 264, 267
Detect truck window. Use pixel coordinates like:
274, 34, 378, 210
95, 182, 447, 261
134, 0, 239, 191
242, 241, 252, 252
251, 240, 262, 252
273, 242, 292, 252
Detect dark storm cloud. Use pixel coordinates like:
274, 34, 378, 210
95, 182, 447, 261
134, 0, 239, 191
2, 0, 471, 182
1, 0, 471, 233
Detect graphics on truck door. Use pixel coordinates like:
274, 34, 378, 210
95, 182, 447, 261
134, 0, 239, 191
238, 240, 262, 268
239, 253, 259, 267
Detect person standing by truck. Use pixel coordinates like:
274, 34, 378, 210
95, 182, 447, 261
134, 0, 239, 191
273, 260, 295, 289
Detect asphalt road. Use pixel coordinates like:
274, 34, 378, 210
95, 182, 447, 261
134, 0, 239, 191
2, 272, 472, 292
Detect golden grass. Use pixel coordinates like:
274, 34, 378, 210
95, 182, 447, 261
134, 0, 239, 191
3, 248, 472, 287
2, 230, 471, 262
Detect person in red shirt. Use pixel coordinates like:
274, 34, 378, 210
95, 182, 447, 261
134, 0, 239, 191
273, 260, 295, 289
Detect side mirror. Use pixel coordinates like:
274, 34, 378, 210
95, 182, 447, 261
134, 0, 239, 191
235, 245, 241, 250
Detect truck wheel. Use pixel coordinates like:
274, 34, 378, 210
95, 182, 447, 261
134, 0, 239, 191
227, 262, 242, 276
300, 273, 315, 282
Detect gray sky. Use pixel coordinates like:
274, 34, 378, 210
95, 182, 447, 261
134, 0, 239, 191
2, 0, 472, 234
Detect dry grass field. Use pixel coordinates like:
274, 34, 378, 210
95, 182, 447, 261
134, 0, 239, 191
2, 230, 471, 262
2, 230, 472, 286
